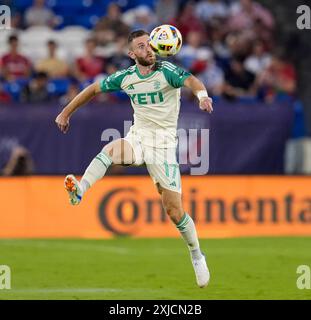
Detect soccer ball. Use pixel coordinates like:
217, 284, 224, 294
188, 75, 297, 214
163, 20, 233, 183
149, 24, 183, 57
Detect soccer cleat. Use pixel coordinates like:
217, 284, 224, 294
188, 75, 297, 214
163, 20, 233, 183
192, 253, 210, 288
64, 174, 82, 205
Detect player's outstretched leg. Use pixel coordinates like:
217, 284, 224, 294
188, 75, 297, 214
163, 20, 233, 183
160, 185, 210, 288
64, 139, 135, 205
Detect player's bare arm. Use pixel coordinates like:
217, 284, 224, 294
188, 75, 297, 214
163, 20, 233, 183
184, 75, 213, 113
55, 81, 101, 133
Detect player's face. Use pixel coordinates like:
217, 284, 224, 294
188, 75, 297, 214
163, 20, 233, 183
129, 35, 156, 66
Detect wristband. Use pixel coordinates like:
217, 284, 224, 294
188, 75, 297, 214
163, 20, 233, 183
197, 90, 208, 100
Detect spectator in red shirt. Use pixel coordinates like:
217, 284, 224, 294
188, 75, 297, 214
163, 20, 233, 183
257, 52, 297, 102
0, 35, 31, 81
171, 2, 205, 40
74, 38, 105, 82
228, 0, 274, 32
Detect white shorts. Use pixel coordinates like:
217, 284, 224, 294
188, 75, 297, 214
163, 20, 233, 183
123, 130, 182, 194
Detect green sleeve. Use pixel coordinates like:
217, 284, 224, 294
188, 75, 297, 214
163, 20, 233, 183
161, 62, 192, 88
99, 70, 127, 93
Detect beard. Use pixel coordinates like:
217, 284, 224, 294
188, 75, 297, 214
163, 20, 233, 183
136, 55, 156, 66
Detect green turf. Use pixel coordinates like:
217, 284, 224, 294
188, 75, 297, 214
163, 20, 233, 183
0, 237, 310, 300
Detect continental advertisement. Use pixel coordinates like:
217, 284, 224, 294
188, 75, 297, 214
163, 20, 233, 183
0, 176, 310, 238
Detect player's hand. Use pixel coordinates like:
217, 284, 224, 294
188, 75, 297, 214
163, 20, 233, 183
199, 97, 213, 113
55, 112, 70, 133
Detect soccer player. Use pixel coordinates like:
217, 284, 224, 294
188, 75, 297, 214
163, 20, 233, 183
55, 30, 213, 288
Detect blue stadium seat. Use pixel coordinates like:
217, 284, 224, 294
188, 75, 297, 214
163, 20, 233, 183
292, 100, 306, 138
126, 0, 156, 9
14, 0, 33, 11
48, 0, 87, 9
54, 14, 75, 29
47, 78, 70, 95
73, 14, 100, 29
2, 79, 29, 102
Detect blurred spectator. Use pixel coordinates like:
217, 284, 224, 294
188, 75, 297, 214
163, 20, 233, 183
131, 5, 157, 32
171, 2, 205, 39
0, 137, 34, 176
59, 80, 80, 106
226, 32, 253, 61
177, 31, 212, 70
244, 40, 271, 75
25, 0, 58, 28
222, 56, 256, 100
155, 0, 179, 25
35, 40, 69, 78
20, 72, 50, 103
209, 23, 231, 67
94, 3, 130, 46
0, 84, 11, 103
105, 64, 118, 76
74, 38, 105, 82
11, 11, 23, 29
195, 0, 229, 24
257, 52, 297, 102
252, 18, 275, 51
106, 37, 132, 70
228, 0, 274, 32
197, 52, 224, 96
0, 35, 31, 81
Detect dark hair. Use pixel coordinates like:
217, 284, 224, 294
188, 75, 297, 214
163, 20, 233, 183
231, 55, 245, 64
47, 39, 57, 46
128, 30, 149, 45
8, 34, 18, 43
34, 71, 48, 79
85, 37, 97, 44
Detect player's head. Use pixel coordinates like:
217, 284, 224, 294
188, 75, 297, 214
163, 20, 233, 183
47, 39, 57, 56
8, 34, 19, 52
128, 30, 156, 66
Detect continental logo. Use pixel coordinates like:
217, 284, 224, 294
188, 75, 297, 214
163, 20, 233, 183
98, 187, 167, 236
0, 177, 310, 238
98, 188, 311, 236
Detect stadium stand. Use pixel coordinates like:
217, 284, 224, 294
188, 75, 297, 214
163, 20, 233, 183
0, 0, 307, 175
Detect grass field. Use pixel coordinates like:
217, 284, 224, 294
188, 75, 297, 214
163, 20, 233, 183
0, 237, 310, 300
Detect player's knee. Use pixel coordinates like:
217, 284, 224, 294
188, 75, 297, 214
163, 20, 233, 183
102, 146, 113, 157
103, 140, 133, 165
103, 143, 123, 165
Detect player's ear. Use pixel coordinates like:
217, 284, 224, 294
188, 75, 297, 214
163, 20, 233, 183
128, 49, 135, 60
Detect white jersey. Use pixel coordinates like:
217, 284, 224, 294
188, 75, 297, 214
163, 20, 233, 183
100, 61, 191, 148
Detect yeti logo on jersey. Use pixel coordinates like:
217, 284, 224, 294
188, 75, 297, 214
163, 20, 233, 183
129, 91, 164, 105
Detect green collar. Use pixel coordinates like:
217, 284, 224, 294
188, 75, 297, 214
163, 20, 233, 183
135, 64, 157, 79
